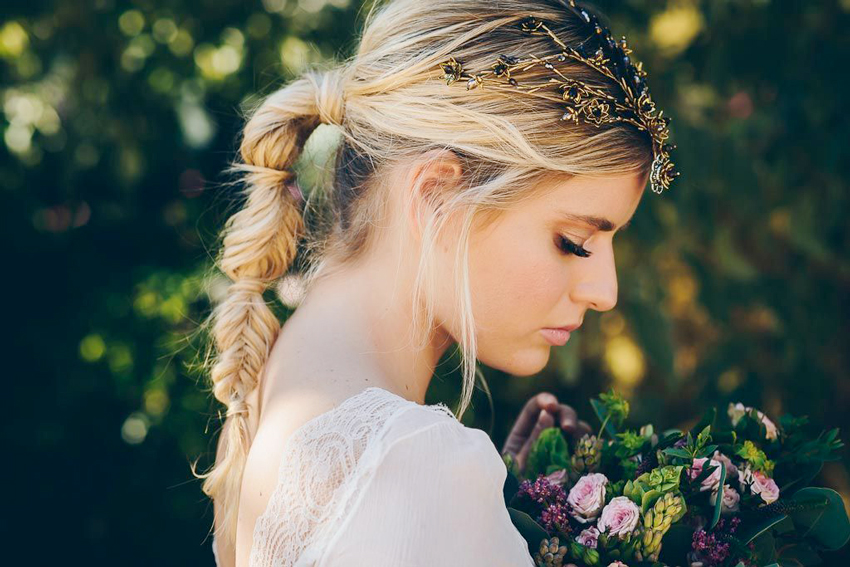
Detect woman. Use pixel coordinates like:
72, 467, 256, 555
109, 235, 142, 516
193, 0, 678, 564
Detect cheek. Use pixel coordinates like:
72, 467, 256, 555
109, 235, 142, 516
469, 233, 567, 333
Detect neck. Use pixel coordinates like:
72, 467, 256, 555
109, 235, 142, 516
283, 255, 455, 405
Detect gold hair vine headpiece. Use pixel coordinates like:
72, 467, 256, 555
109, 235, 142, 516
437, 0, 680, 194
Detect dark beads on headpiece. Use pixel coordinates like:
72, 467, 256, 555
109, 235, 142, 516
437, 0, 680, 194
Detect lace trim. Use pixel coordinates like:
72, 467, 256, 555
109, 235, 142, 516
247, 386, 457, 567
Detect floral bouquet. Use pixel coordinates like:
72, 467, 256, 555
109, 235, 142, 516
502, 390, 849, 566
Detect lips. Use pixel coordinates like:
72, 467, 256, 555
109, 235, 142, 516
540, 322, 581, 346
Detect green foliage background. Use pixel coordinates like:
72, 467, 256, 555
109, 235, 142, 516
2, 0, 848, 563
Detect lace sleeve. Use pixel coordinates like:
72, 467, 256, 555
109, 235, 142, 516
308, 416, 535, 566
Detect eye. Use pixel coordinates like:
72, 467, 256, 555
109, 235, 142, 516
556, 234, 592, 258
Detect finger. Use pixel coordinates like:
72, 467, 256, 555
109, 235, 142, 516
555, 403, 578, 432
502, 393, 557, 455
516, 409, 556, 472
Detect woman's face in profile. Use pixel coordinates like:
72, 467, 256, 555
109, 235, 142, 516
435, 171, 647, 377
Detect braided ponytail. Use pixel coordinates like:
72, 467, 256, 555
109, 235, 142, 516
193, 67, 347, 547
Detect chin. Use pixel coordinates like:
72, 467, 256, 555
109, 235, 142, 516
479, 345, 551, 377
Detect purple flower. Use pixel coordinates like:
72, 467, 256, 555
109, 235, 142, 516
517, 474, 568, 508
540, 502, 572, 533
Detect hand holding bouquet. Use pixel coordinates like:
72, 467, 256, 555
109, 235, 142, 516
502, 391, 849, 566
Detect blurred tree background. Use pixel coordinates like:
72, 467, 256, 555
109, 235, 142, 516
2, 0, 848, 564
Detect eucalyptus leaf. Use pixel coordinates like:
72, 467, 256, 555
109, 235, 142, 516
776, 541, 822, 566
738, 513, 789, 545
503, 464, 520, 506
507, 507, 550, 556
790, 487, 850, 550
708, 461, 726, 530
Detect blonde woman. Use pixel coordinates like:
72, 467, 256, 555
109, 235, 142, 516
193, 0, 679, 564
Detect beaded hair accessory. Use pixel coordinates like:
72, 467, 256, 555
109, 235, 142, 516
437, 0, 680, 194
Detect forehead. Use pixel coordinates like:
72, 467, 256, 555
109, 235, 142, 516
529, 172, 647, 226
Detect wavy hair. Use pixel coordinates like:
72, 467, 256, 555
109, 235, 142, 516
193, 0, 654, 547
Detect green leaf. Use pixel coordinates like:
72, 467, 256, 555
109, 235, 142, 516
591, 398, 619, 437
502, 462, 520, 506
778, 461, 823, 495
507, 507, 550, 556
776, 541, 823, 566
790, 487, 850, 550
738, 513, 790, 545
751, 530, 777, 565
525, 426, 570, 480
640, 488, 663, 513
709, 461, 726, 530
657, 524, 695, 564
661, 447, 692, 459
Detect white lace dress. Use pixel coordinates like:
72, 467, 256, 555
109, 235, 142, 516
211, 386, 535, 566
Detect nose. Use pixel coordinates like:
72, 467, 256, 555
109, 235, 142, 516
569, 239, 618, 312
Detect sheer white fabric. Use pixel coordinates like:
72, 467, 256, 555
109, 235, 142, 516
212, 386, 534, 567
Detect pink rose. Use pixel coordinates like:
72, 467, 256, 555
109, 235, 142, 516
710, 484, 741, 513
728, 402, 778, 441
567, 473, 608, 523
608, 562, 629, 567
712, 450, 738, 479
546, 468, 569, 487
750, 470, 780, 504
688, 457, 723, 493
597, 496, 641, 538
576, 526, 600, 549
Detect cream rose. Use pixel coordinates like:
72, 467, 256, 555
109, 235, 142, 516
567, 473, 608, 523
728, 402, 778, 440
597, 496, 641, 538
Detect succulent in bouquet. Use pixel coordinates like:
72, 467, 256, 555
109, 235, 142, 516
501, 390, 849, 567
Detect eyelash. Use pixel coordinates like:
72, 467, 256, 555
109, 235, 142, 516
557, 235, 592, 258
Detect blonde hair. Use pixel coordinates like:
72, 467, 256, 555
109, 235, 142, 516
193, 0, 653, 547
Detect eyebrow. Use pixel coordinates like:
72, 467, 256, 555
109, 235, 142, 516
560, 213, 633, 232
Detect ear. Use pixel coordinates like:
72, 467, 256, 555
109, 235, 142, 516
405, 148, 463, 241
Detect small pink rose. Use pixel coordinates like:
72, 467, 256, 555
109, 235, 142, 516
688, 457, 723, 493
567, 473, 608, 523
546, 468, 569, 487
576, 526, 600, 549
597, 496, 641, 538
710, 484, 741, 513
607, 562, 629, 567
751, 470, 780, 504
